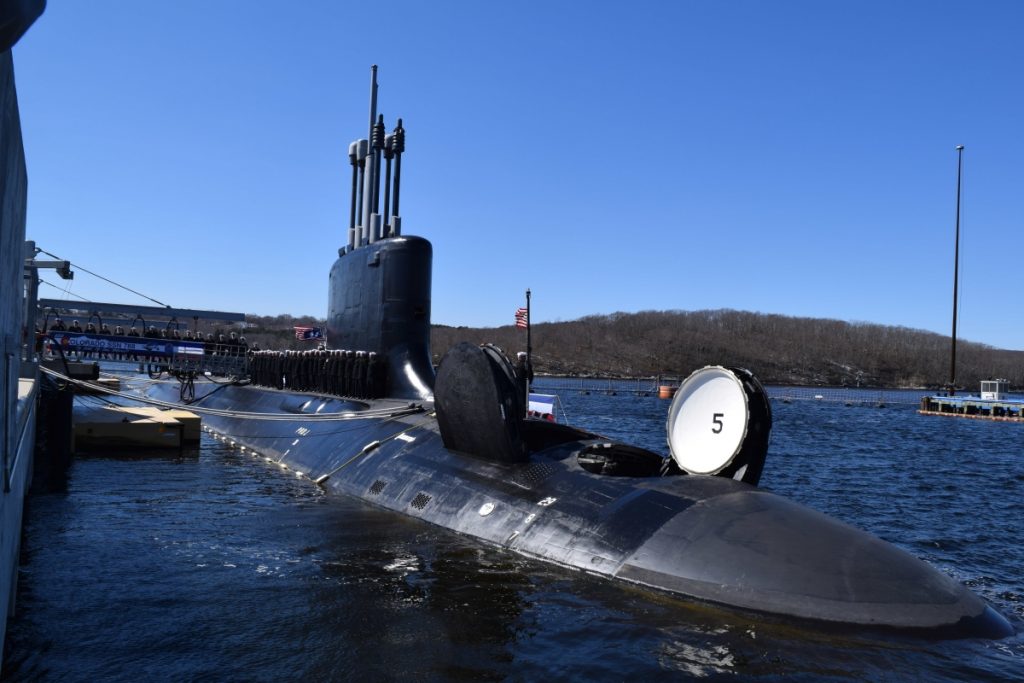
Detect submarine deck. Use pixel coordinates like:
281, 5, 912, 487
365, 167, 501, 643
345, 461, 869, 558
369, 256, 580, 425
130, 376, 1013, 638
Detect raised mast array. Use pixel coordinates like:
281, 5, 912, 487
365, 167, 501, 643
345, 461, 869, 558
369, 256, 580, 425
347, 66, 405, 251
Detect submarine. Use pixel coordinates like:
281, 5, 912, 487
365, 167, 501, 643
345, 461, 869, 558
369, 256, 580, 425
138, 67, 1011, 638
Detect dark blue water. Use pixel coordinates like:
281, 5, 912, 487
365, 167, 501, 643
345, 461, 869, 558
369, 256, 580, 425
4, 388, 1023, 680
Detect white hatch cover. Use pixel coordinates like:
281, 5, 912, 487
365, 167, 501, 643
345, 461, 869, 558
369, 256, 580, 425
666, 366, 751, 475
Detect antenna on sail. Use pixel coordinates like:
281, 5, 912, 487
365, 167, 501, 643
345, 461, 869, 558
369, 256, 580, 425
361, 66, 379, 245
345, 66, 405, 250
369, 113, 386, 243
346, 139, 368, 251
949, 144, 964, 396
389, 118, 404, 236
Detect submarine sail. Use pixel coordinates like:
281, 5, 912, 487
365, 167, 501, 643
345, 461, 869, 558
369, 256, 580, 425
136, 67, 1011, 639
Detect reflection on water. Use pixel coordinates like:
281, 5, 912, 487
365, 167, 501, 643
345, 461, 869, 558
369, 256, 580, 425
4, 389, 1024, 681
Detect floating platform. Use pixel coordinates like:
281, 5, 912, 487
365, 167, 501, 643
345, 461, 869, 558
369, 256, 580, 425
116, 406, 202, 441
919, 395, 1024, 422
73, 404, 201, 450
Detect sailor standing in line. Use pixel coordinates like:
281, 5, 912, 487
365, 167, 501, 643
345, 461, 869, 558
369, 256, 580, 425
322, 349, 332, 393
114, 324, 125, 359
282, 350, 293, 389
354, 351, 366, 398
343, 350, 355, 396
98, 322, 111, 359
332, 349, 344, 395
367, 351, 379, 399
84, 322, 97, 358
127, 326, 141, 361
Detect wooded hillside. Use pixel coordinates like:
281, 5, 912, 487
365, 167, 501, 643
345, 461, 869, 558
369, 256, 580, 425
239, 309, 1023, 389
430, 310, 1024, 389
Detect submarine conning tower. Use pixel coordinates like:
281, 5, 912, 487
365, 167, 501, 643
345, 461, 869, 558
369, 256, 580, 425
327, 66, 434, 401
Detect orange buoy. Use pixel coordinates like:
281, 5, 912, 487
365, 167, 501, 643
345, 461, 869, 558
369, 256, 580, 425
658, 385, 678, 399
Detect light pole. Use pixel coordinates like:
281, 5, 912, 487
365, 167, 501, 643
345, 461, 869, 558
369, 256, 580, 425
949, 144, 964, 396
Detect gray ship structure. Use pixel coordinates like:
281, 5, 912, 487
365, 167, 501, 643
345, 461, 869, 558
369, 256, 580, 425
92, 68, 1011, 637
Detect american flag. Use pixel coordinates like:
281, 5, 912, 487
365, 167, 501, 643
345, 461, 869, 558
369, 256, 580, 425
294, 326, 324, 341
515, 307, 528, 329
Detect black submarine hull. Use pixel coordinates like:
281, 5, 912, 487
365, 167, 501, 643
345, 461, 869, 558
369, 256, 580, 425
137, 66, 1011, 639
142, 379, 1012, 638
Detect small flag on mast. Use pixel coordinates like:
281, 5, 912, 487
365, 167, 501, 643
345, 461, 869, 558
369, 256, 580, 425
515, 307, 528, 329
294, 326, 324, 341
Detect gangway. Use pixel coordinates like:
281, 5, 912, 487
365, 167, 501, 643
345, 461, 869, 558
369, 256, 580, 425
42, 331, 248, 378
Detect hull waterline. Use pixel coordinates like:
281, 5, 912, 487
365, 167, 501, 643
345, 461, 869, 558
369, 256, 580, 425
142, 379, 1013, 639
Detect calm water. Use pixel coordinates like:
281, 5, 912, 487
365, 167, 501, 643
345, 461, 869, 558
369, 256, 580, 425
4, 387, 1023, 681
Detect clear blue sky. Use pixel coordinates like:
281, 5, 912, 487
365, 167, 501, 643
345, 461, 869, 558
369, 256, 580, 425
12, 1, 1024, 349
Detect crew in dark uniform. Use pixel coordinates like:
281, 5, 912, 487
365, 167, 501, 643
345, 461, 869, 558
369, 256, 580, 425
94, 322, 110, 358
353, 351, 366, 398
274, 350, 285, 389
320, 350, 329, 394
113, 324, 125, 359
127, 326, 141, 361
83, 322, 97, 358
239, 336, 250, 376
144, 326, 160, 363
51, 317, 67, 332
367, 351, 380, 398
284, 350, 295, 389
333, 350, 341, 395
343, 350, 354, 396
301, 350, 312, 391
70, 320, 83, 333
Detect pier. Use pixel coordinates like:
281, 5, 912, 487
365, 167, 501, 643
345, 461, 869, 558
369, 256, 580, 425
919, 381, 1024, 422
919, 395, 1024, 422
0, 5, 45, 672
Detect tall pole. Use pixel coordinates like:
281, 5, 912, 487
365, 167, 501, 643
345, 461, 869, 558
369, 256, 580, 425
950, 144, 964, 396
526, 289, 532, 388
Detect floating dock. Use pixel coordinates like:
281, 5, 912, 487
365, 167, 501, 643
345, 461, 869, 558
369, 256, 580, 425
919, 379, 1024, 422
918, 395, 1024, 422
73, 404, 201, 451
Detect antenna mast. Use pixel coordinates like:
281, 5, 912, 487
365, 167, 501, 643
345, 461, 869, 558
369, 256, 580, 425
345, 66, 404, 250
